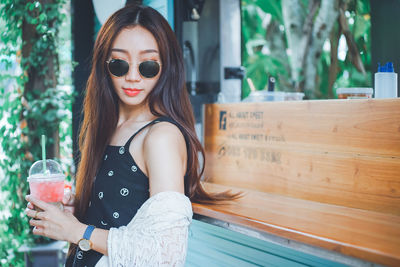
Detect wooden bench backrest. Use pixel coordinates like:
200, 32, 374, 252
202, 99, 400, 215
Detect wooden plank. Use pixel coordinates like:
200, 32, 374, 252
203, 99, 400, 215
204, 99, 400, 157
193, 183, 400, 267
205, 147, 400, 215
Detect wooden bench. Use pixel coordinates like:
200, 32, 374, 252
192, 99, 400, 266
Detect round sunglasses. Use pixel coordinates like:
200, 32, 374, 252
106, 58, 161, 78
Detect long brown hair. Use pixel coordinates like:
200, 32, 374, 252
69, 3, 240, 259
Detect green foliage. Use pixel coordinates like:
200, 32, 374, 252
0, 0, 72, 265
242, 0, 372, 99
332, 1, 372, 94
241, 0, 291, 99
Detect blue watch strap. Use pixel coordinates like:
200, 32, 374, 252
83, 225, 95, 240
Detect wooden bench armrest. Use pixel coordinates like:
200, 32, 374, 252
192, 182, 400, 267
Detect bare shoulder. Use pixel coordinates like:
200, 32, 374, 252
144, 121, 187, 159
145, 121, 186, 145
143, 121, 187, 196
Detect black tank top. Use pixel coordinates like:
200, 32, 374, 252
66, 116, 189, 266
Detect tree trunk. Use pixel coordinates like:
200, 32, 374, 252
282, 0, 320, 92
304, 0, 339, 98
328, 23, 340, 99
338, 1, 366, 75
22, 0, 60, 159
282, 0, 304, 91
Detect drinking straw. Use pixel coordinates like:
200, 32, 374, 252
246, 78, 256, 92
41, 135, 46, 172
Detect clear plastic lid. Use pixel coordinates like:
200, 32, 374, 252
336, 87, 373, 95
284, 92, 305, 101
242, 91, 285, 102
28, 159, 64, 180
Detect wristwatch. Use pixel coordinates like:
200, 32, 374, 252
78, 225, 95, 251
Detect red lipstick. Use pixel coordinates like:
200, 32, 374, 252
123, 88, 142, 97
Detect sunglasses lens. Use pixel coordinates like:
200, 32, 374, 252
108, 59, 129, 77
139, 61, 160, 78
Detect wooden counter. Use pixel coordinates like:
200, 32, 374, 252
192, 99, 400, 267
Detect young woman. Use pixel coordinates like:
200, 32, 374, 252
25, 4, 238, 267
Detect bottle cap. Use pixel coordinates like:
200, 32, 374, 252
378, 62, 395, 72
387, 62, 394, 72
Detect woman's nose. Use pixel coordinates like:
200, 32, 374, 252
125, 64, 141, 81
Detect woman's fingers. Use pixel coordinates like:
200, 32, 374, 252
25, 208, 43, 220
25, 193, 81, 242
27, 202, 34, 210
30, 219, 46, 228
25, 195, 51, 211
62, 192, 70, 204
62, 191, 75, 206
32, 226, 44, 236
64, 206, 75, 213
62, 191, 75, 213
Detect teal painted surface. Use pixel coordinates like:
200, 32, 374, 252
186, 220, 347, 267
144, 0, 174, 29
167, 0, 174, 30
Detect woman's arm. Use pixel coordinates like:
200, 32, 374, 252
105, 191, 192, 266
143, 121, 187, 196
103, 122, 191, 266
25, 196, 110, 255
26, 191, 193, 264
81, 227, 109, 255
25, 121, 190, 261
94, 122, 188, 258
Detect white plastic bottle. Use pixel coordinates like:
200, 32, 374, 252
374, 62, 398, 98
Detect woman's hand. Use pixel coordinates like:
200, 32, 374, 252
25, 195, 86, 244
26, 190, 75, 212
62, 189, 75, 213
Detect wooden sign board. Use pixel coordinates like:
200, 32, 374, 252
203, 99, 400, 215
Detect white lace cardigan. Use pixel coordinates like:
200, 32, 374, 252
94, 191, 193, 267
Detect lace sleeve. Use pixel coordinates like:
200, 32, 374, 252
95, 191, 193, 267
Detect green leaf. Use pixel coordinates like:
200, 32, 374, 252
354, 14, 369, 40
255, 0, 282, 22
39, 13, 47, 22
28, 2, 35, 11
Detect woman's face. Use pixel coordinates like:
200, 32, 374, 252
108, 26, 161, 110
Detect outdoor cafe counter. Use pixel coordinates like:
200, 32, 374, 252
186, 99, 400, 267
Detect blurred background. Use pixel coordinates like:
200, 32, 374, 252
0, 0, 399, 266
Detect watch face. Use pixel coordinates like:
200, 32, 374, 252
78, 239, 91, 251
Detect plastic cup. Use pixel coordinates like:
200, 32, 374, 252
27, 159, 65, 210
336, 87, 373, 99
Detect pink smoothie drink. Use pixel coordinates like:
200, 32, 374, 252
29, 174, 64, 202
28, 159, 65, 206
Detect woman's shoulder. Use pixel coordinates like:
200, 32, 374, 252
145, 118, 186, 146
142, 118, 187, 161
142, 122, 187, 163
142, 119, 187, 194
